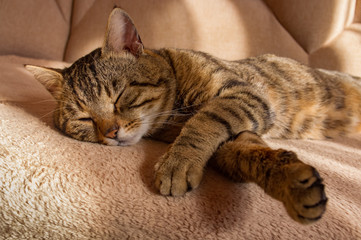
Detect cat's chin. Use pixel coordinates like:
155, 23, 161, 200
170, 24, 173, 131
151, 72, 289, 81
103, 135, 142, 147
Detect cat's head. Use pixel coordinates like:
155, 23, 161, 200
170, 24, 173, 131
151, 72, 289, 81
26, 8, 174, 146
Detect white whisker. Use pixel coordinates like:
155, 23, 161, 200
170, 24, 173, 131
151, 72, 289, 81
38, 108, 60, 120
140, 103, 201, 121
25, 99, 69, 105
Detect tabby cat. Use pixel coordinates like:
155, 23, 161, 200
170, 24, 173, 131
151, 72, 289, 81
27, 8, 361, 224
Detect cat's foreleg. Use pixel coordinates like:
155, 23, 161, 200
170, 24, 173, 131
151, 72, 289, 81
154, 95, 268, 197
211, 131, 327, 224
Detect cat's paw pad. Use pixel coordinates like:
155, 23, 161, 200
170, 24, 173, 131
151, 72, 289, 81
154, 154, 204, 196
284, 162, 327, 224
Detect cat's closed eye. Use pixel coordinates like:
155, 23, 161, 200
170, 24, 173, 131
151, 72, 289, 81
78, 117, 94, 122
114, 90, 125, 105
128, 97, 160, 109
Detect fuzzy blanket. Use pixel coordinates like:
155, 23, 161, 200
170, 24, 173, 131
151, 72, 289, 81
1, 56, 361, 239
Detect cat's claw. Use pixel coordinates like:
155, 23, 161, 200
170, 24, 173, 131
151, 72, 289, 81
154, 153, 204, 196
282, 158, 328, 224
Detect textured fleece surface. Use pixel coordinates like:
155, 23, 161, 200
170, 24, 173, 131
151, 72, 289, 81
1, 57, 361, 239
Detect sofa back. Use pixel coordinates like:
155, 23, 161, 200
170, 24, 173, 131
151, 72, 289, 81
63, 0, 309, 63
0, 0, 72, 60
1, 0, 360, 75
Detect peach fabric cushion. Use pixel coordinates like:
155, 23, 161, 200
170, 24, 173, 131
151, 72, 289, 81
264, 0, 356, 53
1, 55, 361, 238
64, 0, 307, 63
265, 0, 361, 76
0, 55, 69, 126
64, 0, 361, 76
0, 0, 71, 60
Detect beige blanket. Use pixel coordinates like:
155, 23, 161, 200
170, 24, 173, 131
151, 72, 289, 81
1, 56, 361, 239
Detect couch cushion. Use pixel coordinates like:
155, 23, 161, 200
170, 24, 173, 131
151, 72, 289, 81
0, 55, 69, 126
64, 0, 307, 63
0, 0, 72, 60
355, 0, 361, 23
309, 24, 361, 76
264, 0, 356, 53
1, 51, 361, 240
1, 95, 361, 239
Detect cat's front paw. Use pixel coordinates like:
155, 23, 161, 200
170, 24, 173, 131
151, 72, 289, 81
281, 152, 328, 224
154, 152, 204, 196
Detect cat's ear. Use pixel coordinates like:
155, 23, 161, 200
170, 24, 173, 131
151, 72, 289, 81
103, 8, 144, 57
25, 65, 63, 99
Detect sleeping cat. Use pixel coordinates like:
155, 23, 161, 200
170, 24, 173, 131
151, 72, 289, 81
26, 8, 361, 224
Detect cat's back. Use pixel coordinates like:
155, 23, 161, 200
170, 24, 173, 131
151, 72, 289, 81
160, 49, 318, 88
229, 54, 314, 86
153, 48, 361, 138
231, 54, 361, 138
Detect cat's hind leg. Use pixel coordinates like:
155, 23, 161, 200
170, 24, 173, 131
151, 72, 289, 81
211, 131, 327, 224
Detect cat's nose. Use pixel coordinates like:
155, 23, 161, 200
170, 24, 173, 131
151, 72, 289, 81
105, 126, 118, 139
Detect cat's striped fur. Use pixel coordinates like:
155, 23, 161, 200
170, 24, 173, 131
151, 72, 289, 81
26, 8, 361, 224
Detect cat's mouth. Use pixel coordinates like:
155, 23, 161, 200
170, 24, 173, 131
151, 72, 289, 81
101, 128, 144, 146
101, 121, 150, 147
103, 136, 141, 146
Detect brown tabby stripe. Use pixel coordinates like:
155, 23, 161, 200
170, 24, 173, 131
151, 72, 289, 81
156, 83, 175, 124
308, 70, 333, 104
114, 88, 125, 105
177, 133, 205, 145
202, 111, 234, 137
195, 51, 223, 67
77, 63, 102, 100
255, 61, 291, 113
111, 78, 118, 89
71, 127, 87, 139
216, 79, 249, 96
87, 62, 103, 96
220, 105, 243, 121
66, 75, 78, 98
244, 58, 290, 89
129, 97, 160, 109
293, 90, 302, 100
210, 67, 226, 75
72, 74, 94, 101
182, 125, 202, 137
155, 49, 177, 77
205, 60, 242, 80
235, 106, 259, 131
175, 128, 207, 148
236, 92, 271, 119
332, 88, 346, 110
323, 119, 347, 130
186, 91, 204, 106
104, 83, 112, 98
268, 61, 294, 82
217, 98, 259, 132
176, 137, 204, 150
298, 117, 313, 135
64, 103, 77, 115
243, 62, 280, 90
127, 92, 142, 106
267, 61, 301, 103
219, 93, 272, 132
61, 118, 69, 133
314, 71, 346, 110
130, 78, 167, 87
74, 99, 84, 111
